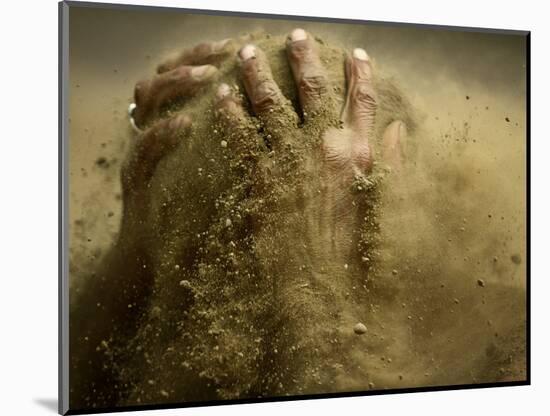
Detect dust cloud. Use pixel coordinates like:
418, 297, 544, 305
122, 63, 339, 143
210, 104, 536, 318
68, 5, 527, 410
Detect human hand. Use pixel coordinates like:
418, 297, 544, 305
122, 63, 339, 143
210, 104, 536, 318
114, 28, 410, 401
120, 38, 238, 242
209, 28, 408, 394
213, 28, 407, 264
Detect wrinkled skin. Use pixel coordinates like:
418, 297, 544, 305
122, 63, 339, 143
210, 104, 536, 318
126, 28, 405, 277
69, 29, 407, 409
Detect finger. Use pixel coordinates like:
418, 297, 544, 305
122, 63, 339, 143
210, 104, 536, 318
214, 83, 267, 158
214, 83, 249, 129
157, 39, 235, 73
382, 120, 407, 172
133, 64, 218, 128
121, 114, 192, 195
286, 28, 332, 119
239, 44, 299, 141
341, 48, 377, 136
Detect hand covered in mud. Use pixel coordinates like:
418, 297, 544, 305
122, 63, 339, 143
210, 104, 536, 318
121, 28, 407, 251
214, 29, 407, 253
218, 28, 405, 181
113, 28, 410, 401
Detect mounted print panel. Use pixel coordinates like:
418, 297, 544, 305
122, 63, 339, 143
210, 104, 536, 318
59, 1, 529, 414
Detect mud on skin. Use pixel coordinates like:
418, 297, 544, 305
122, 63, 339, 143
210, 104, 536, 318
69, 30, 526, 409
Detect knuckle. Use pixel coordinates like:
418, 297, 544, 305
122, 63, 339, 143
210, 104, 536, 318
299, 73, 327, 100
168, 66, 189, 82
355, 143, 373, 172
252, 81, 280, 113
352, 83, 377, 110
169, 114, 192, 131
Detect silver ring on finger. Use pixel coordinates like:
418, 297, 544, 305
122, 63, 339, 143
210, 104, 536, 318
128, 103, 144, 134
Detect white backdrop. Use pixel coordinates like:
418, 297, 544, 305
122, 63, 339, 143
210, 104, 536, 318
1, 0, 547, 414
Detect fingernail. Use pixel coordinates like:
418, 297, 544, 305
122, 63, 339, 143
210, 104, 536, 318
191, 64, 217, 79
353, 48, 369, 61
216, 83, 231, 100
290, 28, 307, 42
239, 44, 256, 61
